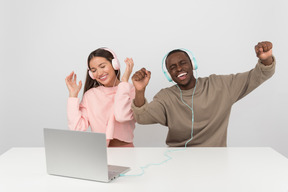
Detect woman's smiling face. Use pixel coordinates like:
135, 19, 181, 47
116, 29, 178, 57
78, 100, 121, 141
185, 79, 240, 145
89, 56, 119, 87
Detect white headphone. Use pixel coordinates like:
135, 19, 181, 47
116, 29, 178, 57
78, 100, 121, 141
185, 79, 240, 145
88, 47, 120, 80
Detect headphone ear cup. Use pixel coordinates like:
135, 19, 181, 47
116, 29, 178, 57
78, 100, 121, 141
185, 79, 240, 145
192, 57, 198, 70
112, 59, 120, 70
102, 48, 121, 70
88, 70, 95, 79
163, 71, 173, 82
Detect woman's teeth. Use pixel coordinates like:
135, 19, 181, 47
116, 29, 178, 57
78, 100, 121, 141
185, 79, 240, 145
100, 75, 107, 80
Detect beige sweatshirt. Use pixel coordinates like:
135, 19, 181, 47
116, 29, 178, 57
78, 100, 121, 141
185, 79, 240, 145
132, 58, 276, 147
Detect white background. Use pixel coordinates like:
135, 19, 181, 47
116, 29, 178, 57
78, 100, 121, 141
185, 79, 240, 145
1, 0, 287, 157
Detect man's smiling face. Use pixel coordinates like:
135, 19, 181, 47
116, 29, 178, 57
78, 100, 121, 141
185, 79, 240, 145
166, 51, 195, 90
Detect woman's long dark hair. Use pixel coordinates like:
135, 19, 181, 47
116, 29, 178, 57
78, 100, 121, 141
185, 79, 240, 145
83, 48, 120, 95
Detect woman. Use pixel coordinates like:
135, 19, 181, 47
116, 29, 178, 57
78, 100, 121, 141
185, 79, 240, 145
65, 47, 135, 147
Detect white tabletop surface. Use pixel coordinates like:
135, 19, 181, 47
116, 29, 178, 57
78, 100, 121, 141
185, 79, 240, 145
0, 147, 288, 192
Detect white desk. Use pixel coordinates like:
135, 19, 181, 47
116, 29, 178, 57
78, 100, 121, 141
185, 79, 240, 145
0, 147, 288, 192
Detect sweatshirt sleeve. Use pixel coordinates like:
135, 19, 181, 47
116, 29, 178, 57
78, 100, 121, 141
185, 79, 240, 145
222, 56, 276, 104
113, 82, 135, 122
67, 96, 89, 131
131, 90, 168, 125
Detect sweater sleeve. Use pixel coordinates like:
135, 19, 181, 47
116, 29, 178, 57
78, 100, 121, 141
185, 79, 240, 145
222, 56, 276, 104
131, 90, 168, 126
113, 82, 135, 122
67, 96, 89, 131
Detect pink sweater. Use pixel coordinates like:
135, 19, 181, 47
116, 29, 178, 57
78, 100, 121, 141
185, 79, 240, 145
67, 82, 136, 143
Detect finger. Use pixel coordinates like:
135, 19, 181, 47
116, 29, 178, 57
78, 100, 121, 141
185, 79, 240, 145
70, 71, 74, 78
257, 49, 263, 57
261, 42, 268, 52
124, 59, 130, 69
132, 68, 147, 80
128, 58, 133, 68
267, 41, 273, 50
65, 76, 69, 83
73, 74, 77, 84
65, 74, 71, 83
78, 80, 82, 89
65, 77, 69, 85
140, 68, 147, 74
66, 71, 74, 82
128, 58, 133, 63
130, 58, 134, 68
65, 78, 73, 90
132, 72, 144, 81
263, 41, 273, 51
126, 58, 133, 67
135, 71, 145, 80
124, 58, 132, 71
138, 69, 147, 79
254, 44, 258, 54
145, 69, 151, 80
255, 43, 261, 52
132, 73, 140, 81
255, 43, 263, 57
129, 58, 134, 71
134, 69, 150, 80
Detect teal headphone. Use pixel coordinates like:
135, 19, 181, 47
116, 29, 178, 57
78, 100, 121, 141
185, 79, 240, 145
161, 48, 198, 82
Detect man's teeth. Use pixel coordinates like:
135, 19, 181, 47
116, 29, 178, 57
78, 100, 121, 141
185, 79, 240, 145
178, 73, 187, 77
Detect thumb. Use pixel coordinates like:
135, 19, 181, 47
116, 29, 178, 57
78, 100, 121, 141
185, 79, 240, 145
257, 48, 264, 56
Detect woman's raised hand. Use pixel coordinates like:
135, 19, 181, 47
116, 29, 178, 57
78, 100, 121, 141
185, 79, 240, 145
121, 58, 134, 82
65, 71, 82, 97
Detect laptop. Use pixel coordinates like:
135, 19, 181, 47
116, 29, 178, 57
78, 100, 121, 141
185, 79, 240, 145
43, 128, 130, 182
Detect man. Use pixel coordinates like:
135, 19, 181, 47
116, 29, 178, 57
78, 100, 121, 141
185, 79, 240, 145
131, 41, 275, 147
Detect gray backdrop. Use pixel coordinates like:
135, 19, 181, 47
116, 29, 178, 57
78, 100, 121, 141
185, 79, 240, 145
1, 0, 287, 157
